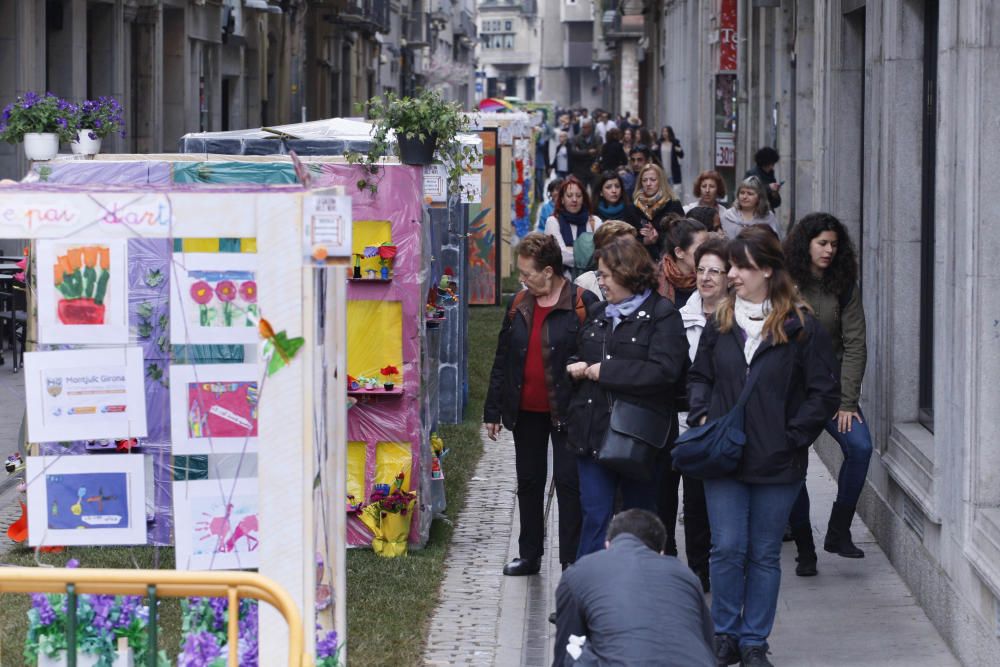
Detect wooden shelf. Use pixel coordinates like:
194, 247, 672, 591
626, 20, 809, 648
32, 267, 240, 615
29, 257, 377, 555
348, 386, 404, 400
425, 315, 446, 328
348, 277, 392, 283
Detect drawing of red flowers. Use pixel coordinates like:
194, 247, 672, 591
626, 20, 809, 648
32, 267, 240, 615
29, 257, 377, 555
215, 280, 237, 302
191, 280, 213, 304
239, 280, 257, 303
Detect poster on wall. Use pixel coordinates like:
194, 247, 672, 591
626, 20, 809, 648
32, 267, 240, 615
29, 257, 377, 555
170, 252, 260, 344
469, 128, 500, 305
173, 478, 260, 570
26, 454, 148, 546
36, 239, 129, 344
169, 363, 260, 455
24, 347, 148, 442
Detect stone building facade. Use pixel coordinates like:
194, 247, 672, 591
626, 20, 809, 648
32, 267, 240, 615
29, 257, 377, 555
658, 0, 1000, 662
0, 0, 476, 180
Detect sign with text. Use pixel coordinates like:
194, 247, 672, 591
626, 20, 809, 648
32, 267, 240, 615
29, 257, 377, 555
720, 0, 738, 72
303, 192, 352, 262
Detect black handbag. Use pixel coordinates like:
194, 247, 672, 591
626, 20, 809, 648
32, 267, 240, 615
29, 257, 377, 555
671, 362, 763, 479
596, 400, 671, 481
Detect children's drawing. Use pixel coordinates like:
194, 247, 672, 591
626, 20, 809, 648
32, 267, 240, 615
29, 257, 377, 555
187, 381, 259, 438
26, 454, 147, 547
173, 478, 260, 570
169, 363, 260, 454
46, 472, 129, 530
170, 253, 259, 344
37, 239, 129, 344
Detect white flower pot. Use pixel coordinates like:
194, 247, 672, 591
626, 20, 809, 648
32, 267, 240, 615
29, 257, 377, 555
71, 129, 102, 156
37, 650, 100, 667
23, 132, 59, 161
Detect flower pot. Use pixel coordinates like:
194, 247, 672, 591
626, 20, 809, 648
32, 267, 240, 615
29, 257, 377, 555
57, 298, 106, 325
23, 132, 59, 161
71, 129, 102, 156
383, 382, 394, 391
365, 382, 378, 391
380, 266, 390, 280
396, 133, 438, 166
37, 650, 101, 667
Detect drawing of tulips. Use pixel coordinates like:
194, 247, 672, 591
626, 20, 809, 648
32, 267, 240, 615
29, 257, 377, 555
240, 280, 257, 324
54, 245, 110, 325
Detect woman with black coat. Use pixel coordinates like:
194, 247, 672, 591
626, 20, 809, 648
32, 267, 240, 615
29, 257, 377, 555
687, 227, 840, 667
598, 127, 629, 173
593, 171, 643, 229
633, 163, 685, 261
565, 236, 689, 558
484, 233, 598, 576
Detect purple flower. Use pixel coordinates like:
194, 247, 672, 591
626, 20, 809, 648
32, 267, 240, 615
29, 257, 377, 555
30, 593, 56, 626
208, 596, 227, 631
66, 558, 80, 568
2, 104, 11, 120
316, 629, 339, 658
22, 91, 39, 109
179, 630, 223, 667
94, 118, 103, 129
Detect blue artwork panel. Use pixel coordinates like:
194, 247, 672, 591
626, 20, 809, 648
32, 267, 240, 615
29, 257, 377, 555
46, 472, 130, 530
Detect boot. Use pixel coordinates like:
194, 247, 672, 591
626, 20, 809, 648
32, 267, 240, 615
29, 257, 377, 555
791, 523, 817, 577
824, 501, 865, 558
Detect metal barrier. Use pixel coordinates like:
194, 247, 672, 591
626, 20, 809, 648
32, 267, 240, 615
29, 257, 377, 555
0, 567, 313, 667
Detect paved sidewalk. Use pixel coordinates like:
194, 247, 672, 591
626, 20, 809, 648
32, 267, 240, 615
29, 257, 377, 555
423, 430, 959, 666
0, 364, 24, 557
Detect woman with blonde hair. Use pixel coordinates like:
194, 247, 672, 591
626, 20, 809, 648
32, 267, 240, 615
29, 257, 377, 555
720, 176, 780, 240
687, 227, 839, 666
632, 163, 684, 260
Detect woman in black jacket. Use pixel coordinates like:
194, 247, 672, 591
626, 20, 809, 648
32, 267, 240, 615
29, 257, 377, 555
687, 227, 839, 667
633, 163, 685, 261
484, 233, 598, 576
593, 170, 642, 229
598, 127, 629, 173
565, 236, 688, 558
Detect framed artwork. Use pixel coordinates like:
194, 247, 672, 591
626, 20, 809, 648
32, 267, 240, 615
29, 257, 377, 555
36, 239, 129, 344
26, 454, 147, 546
173, 478, 260, 570
169, 363, 260, 455
24, 348, 148, 442
170, 252, 259, 344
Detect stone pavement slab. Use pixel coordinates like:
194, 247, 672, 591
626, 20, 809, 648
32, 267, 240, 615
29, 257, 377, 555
424, 426, 960, 666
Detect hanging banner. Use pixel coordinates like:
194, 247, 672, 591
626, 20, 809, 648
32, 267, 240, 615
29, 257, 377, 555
720, 0, 738, 72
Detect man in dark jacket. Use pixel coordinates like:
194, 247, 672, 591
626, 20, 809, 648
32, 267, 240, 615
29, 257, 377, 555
569, 118, 602, 190
553, 509, 715, 667
745, 146, 782, 210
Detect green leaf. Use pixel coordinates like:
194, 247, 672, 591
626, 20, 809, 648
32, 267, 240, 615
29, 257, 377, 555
145, 268, 165, 287
137, 320, 153, 338
137, 302, 154, 319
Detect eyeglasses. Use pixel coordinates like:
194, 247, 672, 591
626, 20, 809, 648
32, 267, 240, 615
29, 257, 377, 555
696, 267, 725, 277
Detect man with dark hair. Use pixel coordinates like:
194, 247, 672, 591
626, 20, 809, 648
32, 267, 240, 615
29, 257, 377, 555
553, 509, 715, 667
746, 146, 782, 210
621, 145, 651, 200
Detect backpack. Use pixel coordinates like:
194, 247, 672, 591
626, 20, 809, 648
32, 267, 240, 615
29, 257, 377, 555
509, 286, 588, 325
571, 217, 597, 280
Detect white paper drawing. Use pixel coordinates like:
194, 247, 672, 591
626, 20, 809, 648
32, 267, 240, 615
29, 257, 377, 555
173, 478, 260, 570
169, 363, 260, 455
170, 252, 260, 344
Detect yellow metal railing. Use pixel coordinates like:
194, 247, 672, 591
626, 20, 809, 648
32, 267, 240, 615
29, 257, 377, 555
0, 567, 313, 667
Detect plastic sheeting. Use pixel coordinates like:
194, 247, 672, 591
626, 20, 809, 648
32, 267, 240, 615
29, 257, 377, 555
177, 118, 380, 156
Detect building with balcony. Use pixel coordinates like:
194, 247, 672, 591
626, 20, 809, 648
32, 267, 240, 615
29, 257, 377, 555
476, 0, 539, 100
596, 0, 645, 119
538, 0, 602, 110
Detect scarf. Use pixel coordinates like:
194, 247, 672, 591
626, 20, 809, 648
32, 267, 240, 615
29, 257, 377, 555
634, 189, 666, 220
596, 200, 625, 219
659, 256, 697, 304
557, 209, 591, 247
605, 289, 652, 329
734, 296, 771, 364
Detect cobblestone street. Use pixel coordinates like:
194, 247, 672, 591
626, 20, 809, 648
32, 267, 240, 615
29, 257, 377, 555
422, 428, 960, 666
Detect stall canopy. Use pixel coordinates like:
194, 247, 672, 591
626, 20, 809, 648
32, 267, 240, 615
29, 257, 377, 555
178, 118, 382, 156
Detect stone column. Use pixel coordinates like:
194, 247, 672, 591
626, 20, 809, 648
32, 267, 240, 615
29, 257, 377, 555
619, 39, 639, 116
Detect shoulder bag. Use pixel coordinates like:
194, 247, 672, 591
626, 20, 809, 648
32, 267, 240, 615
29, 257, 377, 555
670, 362, 764, 479
596, 400, 672, 481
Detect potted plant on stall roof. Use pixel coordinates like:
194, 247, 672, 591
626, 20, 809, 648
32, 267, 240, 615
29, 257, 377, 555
68, 97, 126, 156
344, 88, 476, 195
0, 92, 77, 161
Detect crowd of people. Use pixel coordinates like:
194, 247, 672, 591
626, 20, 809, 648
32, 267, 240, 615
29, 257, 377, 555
486, 112, 871, 667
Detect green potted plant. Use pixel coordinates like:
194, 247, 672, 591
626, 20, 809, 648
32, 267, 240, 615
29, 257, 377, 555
345, 89, 477, 196
68, 97, 126, 156
0, 92, 77, 161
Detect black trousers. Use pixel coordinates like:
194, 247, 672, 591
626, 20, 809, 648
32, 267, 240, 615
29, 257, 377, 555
658, 465, 711, 573
512, 410, 582, 564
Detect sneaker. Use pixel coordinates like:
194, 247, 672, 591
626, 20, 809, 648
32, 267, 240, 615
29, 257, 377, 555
714, 634, 740, 666
740, 644, 774, 667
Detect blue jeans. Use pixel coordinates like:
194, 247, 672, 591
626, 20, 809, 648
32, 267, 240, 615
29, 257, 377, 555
788, 410, 873, 528
576, 455, 661, 558
703, 477, 803, 648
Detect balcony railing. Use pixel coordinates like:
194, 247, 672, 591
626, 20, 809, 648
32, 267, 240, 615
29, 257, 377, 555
336, 0, 390, 34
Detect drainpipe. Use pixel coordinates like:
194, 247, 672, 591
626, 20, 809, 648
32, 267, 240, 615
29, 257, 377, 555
787, 1, 797, 230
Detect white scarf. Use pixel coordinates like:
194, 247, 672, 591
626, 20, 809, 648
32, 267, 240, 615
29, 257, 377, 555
734, 296, 770, 364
